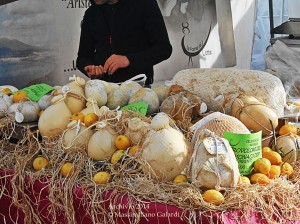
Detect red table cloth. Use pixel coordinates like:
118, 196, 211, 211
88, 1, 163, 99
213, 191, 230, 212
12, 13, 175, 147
0, 169, 298, 224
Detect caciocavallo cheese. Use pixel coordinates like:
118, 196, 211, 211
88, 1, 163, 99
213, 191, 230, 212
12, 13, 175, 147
172, 68, 286, 117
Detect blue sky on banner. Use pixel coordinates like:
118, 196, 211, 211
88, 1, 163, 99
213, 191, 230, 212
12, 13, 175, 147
0, 0, 55, 47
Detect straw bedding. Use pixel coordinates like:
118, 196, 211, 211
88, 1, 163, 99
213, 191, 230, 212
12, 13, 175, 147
0, 115, 300, 224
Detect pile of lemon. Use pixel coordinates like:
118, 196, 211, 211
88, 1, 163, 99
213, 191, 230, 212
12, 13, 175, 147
250, 146, 294, 185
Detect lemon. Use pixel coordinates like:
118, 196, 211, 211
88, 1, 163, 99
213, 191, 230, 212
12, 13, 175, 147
60, 162, 75, 177
93, 171, 111, 184
111, 150, 124, 164
250, 173, 270, 185
254, 158, 271, 175
173, 174, 188, 185
202, 190, 224, 206
33, 156, 49, 171
280, 162, 294, 178
238, 176, 251, 186
115, 135, 131, 150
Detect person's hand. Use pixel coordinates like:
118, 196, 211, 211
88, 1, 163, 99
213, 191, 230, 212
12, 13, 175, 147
104, 54, 130, 75
84, 65, 105, 78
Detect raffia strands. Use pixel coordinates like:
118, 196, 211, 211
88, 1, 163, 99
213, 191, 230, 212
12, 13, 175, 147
0, 117, 300, 224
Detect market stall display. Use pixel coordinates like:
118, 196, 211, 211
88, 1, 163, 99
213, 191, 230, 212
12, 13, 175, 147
0, 68, 300, 224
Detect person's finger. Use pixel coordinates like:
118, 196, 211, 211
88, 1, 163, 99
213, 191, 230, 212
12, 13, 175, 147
104, 58, 112, 73
109, 64, 119, 75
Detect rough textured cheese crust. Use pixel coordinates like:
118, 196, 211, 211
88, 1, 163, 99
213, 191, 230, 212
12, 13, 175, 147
172, 68, 286, 117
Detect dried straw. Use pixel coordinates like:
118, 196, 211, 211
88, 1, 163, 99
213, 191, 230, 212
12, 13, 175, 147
0, 117, 300, 224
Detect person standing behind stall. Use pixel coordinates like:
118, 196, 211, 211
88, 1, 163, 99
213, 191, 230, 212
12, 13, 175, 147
76, 0, 172, 86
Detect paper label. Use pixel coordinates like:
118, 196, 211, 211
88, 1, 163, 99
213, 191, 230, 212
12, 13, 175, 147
224, 131, 262, 175
121, 102, 148, 116
203, 137, 228, 155
16, 84, 54, 102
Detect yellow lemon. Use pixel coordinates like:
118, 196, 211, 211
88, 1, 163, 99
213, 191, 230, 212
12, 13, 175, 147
263, 151, 282, 165
128, 145, 141, 155
173, 174, 188, 185
71, 112, 85, 123
111, 150, 124, 164
115, 135, 131, 150
250, 173, 270, 185
13, 91, 28, 103
93, 171, 111, 184
60, 162, 75, 177
238, 176, 251, 186
279, 124, 297, 136
1, 88, 12, 95
262, 147, 272, 156
268, 165, 281, 179
202, 190, 224, 206
280, 162, 294, 178
254, 158, 271, 175
84, 113, 98, 127
33, 156, 49, 171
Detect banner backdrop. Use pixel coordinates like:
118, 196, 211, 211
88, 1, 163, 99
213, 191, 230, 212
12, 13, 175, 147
0, 0, 255, 88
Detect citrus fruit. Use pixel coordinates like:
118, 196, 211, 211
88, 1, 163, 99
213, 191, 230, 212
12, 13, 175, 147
93, 171, 111, 184
279, 124, 297, 136
13, 91, 29, 103
268, 165, 281, 179
84, 113, 98, 127
250, 173, 270, 185
262, 146, 272, 156
115, 135, 131, 150
1, 88, 12, 95
280, 162, 294, 178
253, 158, 271, 175
60, 162, 75, 177
71, 112, 85, 123
238, 176, 251, 186
173, 174, 188, 185
128, 145, 141, 155
33, 156, 49, 171
111, 150, 124, 164
262, 150, 282, 165
202, 189, 224, 206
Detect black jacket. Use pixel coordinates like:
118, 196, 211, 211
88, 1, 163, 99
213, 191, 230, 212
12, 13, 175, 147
76, 0, 172, 85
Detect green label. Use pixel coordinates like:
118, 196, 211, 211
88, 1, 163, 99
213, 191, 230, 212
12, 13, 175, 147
16, 84, 54, 102
224, 131, 262, 175
121, 102, 148, 116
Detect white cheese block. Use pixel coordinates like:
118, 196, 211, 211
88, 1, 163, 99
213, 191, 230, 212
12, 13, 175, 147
172, 68, 286, 117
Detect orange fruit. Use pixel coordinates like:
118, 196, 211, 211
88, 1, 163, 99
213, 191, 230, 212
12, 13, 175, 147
262, 147, 272, 156
93, 171, 111, 184
111, 150, 124, 164
202, 190, 224, 206
13, 91, 29, 103
280, 162, 294, 178
71, 112, 85, 123
84, 113, 98, 127
268, 165, 281, 179
1, 88, 12, 95
262, 151, 282, 165
128, 145, 141, 155
250, 173, 270, 185
254, 158, 271, 175
115, 135, 131, 150
238, 176, 251, 186
33, 156, 49, 171
279, 124, 297, 136
173, 174, 188, 185
60, 162, 75, 177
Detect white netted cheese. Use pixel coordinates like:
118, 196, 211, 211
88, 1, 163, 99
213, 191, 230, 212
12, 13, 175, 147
172, 68, 286, 117
190, 112, 250, 145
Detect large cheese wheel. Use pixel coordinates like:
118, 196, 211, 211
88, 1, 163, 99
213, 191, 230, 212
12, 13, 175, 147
172, 68, 286, 117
